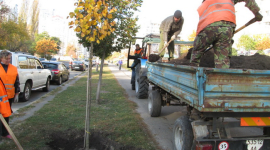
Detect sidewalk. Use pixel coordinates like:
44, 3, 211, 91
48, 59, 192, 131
108, 64, 185, 150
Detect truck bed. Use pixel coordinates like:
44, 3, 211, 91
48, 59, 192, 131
147, 62, 270, 116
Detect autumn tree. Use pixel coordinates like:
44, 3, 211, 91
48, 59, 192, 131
66, 43, 77, 58
0, 2, 9, 20
68, 0, 142, 148
28, 0, 40, 40
0, 2, 10, 47
180, 30, 196, 55
0, 20, 30, 51
188, 30, 196, 41
237, 34, 256, 51
254, 34, 270, 50
29, 32, 62, 55
18, 0, 29, 25
35, 38, 58, 59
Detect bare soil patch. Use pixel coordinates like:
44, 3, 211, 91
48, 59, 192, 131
46, 129, 142, 150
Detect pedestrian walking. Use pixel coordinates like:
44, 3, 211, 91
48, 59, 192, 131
118, 60, 123, 70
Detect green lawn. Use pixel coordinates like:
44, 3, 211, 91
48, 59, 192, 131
0, 67, 157, 150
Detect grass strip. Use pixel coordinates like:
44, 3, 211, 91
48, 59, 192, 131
0, 66, 156, 150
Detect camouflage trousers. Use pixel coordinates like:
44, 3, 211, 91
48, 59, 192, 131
159, 32, 175, 60
190, 25, 234, 68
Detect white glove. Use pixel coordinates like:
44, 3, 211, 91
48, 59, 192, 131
171, 35, 176, 40
164, 41, 167, 46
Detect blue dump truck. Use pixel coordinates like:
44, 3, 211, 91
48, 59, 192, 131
147, 62, 270, 150
128, 34, 270, 150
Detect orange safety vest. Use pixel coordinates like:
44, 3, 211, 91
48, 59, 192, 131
0, 64, 18, 99
135, 48, 143, 56
196, 0, 236, 35
0, 78, 11, 117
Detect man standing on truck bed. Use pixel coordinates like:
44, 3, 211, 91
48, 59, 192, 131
190, 0, 263, 68
159, 10, 184, 61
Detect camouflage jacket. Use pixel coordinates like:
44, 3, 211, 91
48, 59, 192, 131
209, 0, 260, 27
159, 16, 184, 42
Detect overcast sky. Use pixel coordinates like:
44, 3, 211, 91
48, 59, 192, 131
6, 0, 267, 44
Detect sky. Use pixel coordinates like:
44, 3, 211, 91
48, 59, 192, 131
135, 0, 201, 39
5, 0, 269, 46
134, 0, 261, 40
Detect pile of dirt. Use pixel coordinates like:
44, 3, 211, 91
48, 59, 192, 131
166, 48, 270, 70
149, 54, 160, 62
46, 129, 142, 150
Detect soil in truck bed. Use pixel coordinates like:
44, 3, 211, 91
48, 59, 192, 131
166, 48, 270, 70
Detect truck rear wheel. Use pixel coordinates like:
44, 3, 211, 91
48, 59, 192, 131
173, 116, 194, 150
131, 83, 135, 90
135, 76, 149, 99
148, 90, 161, 117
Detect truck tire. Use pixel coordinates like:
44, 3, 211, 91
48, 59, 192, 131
173, 116, 194, 150
135, 76, 149, 99
20, 82, 32, 102
43, 77, 50, 92
148, 90, 161, 117
132, 83, 135, 90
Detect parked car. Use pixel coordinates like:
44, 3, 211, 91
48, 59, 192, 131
0, 50, 52, 102
83, 59, 89, 67
92, 60, 96, 66
50, 58, 57, 61
39, 58, 47, 61
41, 61, 70, 85
71, 61, 86, 71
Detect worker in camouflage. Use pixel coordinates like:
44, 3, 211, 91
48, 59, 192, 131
190, 0, 263, 68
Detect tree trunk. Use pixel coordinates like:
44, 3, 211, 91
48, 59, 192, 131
84, 43, 93, 150
96, 51, 105, 104
96, 63, 99, 72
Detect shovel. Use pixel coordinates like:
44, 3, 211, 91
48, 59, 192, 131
203, 17, 257, 53
0, 114, 23, 150
158, 38, 174, 56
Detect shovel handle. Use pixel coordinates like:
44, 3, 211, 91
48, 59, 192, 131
158, 38, 173, 55
235, 18, 256, 34
0, 114, 23, 150
204, 17, 256, 53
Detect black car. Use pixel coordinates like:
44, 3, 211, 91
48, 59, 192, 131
41, 61, 70, 85
71, 61, 86, 71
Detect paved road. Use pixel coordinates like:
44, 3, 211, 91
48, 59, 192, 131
108, 64, 185, 150
12, 69, 84, 113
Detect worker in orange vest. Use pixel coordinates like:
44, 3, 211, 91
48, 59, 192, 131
190, 0, 263, 68
0, 50, 20, 139
0, 78, 11, 117
130, 44, 143, 89
0, 77, 12, 141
